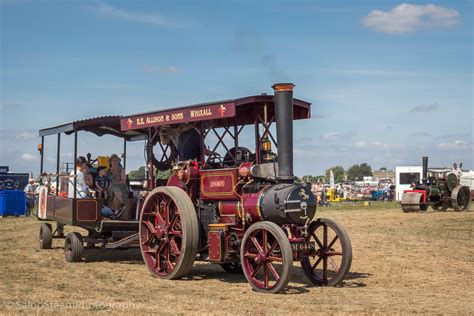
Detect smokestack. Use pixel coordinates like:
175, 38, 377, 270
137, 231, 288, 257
422, 156, 428, 181
272, 83, 295, 182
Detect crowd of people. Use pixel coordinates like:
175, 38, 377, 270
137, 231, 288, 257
310, 180, 395, 206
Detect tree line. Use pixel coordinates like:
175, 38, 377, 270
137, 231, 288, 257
301, 163, 375, 184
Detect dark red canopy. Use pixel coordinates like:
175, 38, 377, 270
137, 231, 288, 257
120, 95, 311, 131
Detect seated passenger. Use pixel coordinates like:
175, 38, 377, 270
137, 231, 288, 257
83, 163, 94, 188
95, 166, 109, 199
107, 154, 129, 210
68, 156, 91, 198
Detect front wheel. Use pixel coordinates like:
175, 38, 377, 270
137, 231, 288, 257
64, 232, 83, 262
240, 221, 293, 294
301, 218, 352, 286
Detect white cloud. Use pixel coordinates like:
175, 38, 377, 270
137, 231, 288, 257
143, 65, 179, 74
21, 153, 38, 162
362, 3, 460, 34
320, 132, 345, 142
93, 1, 183, 28
354, 141, 386, 149
354, 141, 405, 151
16, 131, 36, 140
438, 140, 473, 150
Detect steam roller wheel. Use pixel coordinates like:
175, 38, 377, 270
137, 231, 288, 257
139, 187, 199, 279
446, 173, 459, 192
240, 221, 293, 293
451, 186, 472, 211
401, 193, 415, 212
64, 232, 83, 262
301, 218, 352, 286
39, 223, 53, 249
401, 192, 427, 212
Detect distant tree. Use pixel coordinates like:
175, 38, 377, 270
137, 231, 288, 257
346, 163, 373, 181
301, 175, 317, 183
301, 175, 327, 183
325, 166, 345, 183
379, 167, 387, 171
316, 175, 327, 183
128, 166, 146, 180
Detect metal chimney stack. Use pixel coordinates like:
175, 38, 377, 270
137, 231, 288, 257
272, 83, 295, 182
422, 156, 428, 182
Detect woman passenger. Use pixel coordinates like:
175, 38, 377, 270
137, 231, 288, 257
107, 154, 129, 210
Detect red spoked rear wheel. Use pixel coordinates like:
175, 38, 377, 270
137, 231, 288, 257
240, 221, 293, 293
139, 187, 198, 279
301, 218, 352, 286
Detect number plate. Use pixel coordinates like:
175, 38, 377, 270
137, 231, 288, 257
291, 242, 316, 252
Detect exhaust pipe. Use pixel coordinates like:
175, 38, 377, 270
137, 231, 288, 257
422, 156, 428, 182
272, 83, 295, 182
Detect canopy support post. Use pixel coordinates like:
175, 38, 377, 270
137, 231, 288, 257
73, 131, 77, 199
254, 106, 260, 164
123, 139, 127, 171
40, 136, 44, 176
56, 133, 61, 196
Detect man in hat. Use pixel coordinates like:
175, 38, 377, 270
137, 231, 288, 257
24, 178, 37, 216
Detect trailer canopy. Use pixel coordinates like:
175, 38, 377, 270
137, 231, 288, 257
39, 116, 145, 141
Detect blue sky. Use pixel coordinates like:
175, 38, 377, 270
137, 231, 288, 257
1, 0, 472, 177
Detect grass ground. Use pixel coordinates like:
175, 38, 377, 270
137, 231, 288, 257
0, 204, 473, 314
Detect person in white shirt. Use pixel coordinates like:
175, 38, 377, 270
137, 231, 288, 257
68, 156, 91, 198
451, 163, 462, 178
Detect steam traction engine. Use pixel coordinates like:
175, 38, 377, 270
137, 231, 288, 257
121, 83, 352, 293
401, 157, 471, 212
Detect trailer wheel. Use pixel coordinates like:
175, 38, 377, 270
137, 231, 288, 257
139, 187, 199, 280
220, 262, 243, 273
64, 232, 84, 262
240, 221, 293, 294
301, 218, 352, 286
39, 223, 53, 249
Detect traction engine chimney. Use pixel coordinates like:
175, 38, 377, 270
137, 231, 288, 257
422, 156, 428, 182
272, 83, 295, 182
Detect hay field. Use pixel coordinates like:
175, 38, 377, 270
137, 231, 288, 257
0, 205, 473, 314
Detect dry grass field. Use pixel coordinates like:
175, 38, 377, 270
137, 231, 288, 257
1, 205, 473, 314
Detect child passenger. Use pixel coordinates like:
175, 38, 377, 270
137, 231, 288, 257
95, 166, 109, 199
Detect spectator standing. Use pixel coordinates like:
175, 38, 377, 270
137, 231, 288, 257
24, 178, 37, 216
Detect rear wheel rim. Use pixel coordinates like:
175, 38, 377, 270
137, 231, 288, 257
140, 192, 183, 276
